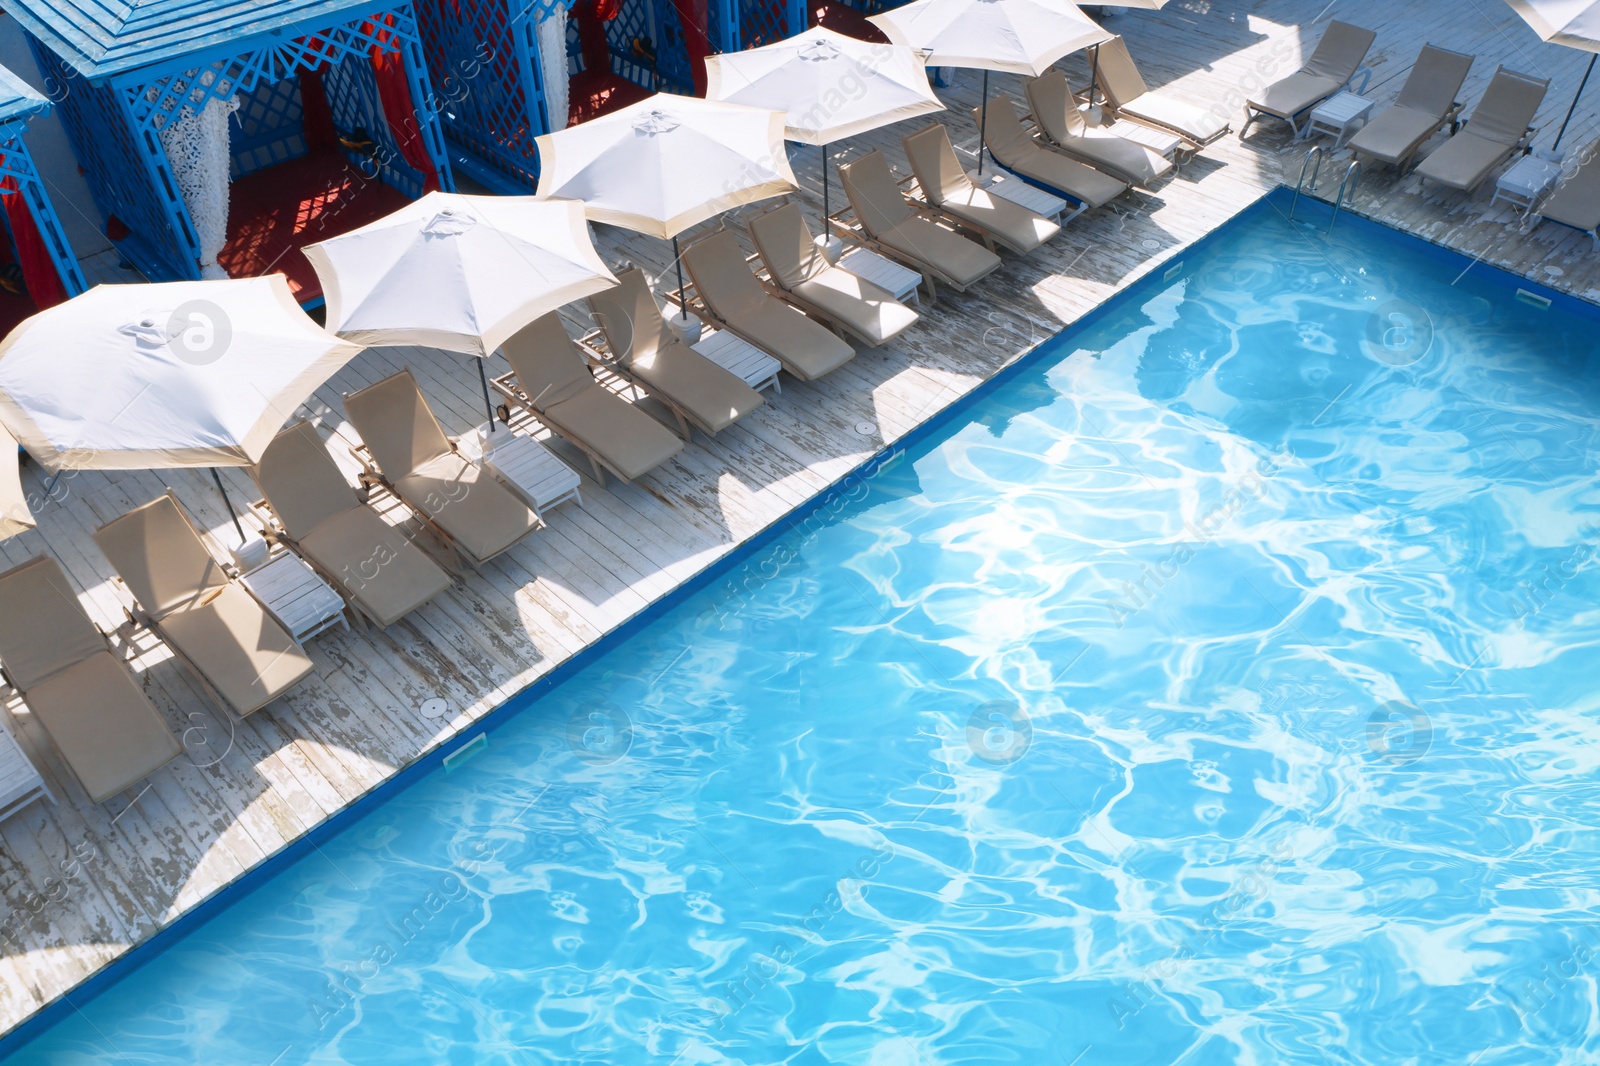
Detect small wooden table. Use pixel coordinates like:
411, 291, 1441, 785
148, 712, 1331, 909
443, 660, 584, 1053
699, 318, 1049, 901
1305, 91, 1375, 149
1492, 154, 1563, 216
478, 427, 584, 518
241, 553, 349, 644
980, 172, 1072, 224
0, 716, 52, 823
835, 245, 924, 305
1105, 119, 1183, 158
693, 328, 783, 393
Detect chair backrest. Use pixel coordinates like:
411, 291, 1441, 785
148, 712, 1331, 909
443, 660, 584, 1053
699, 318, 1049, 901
1300, 20, 1376, 82
683, 229, 770, 317
501, 313, 595, 408
93, 492, 229, 619
343, 369, 454, 481
971, 97, 1036, 168
588, 269, 668, 370
902, 124, 973, 206
1467, 67, 1549, 146
1395, 45, 1474, 118
251, 421, 360, 540
1095, 36, 1149, 111
1024, 70, 1086, 144
748, 202, 828, 291
0, 555, 106, 690
839, 150, 915, 236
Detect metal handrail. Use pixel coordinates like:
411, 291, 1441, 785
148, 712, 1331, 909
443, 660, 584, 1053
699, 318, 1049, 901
1328, 160, 1362, 234
1289, 146, 1325, 221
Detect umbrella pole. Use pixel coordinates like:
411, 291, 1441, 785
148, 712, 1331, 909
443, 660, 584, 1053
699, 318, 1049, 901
1089, 45, 1100, 109
209, 467, 248, 546
673, 235, 688, 321
1554, 53, 1597, 153
978, 70, 990, 177
822, 142, 830, 224
477, 360, 496, 423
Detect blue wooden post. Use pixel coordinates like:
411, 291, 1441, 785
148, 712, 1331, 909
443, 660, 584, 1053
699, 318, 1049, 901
0, 68, 86, 296
713, 0, 739, 54
788, 0, 808, 37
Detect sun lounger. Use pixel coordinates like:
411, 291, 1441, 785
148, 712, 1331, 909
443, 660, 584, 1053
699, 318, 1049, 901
837, 149, 1001, 299
901, 124, 1062, 255
343, 370, 541, 570
0, 555, 180, 803
972, 97, 1129, 212
93, 492, 315, 717
1024, 71, 1174, 186
249, 421, 453, 628
1347, 45, 1474, 170
586, 269, 766, 437
1538, 148, 1600, 248
747, 202, 920, 348
680, 229, 857, 379
1414, 67, 1549, 192
1095, 35, 1230, 148
1241, 21, 1376, 138
492, 313, 685, 485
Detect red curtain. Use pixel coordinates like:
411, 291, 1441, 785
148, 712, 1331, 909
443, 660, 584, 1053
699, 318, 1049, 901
574, 0, 620, 75
672, 0, 711, 96
366, 20, 441, 192
299, 64, 337, 151
0, 176, 67, 309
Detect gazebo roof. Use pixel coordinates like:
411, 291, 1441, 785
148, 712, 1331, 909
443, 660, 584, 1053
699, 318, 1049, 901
6, 0, 389, 82
0, 63, 50, 127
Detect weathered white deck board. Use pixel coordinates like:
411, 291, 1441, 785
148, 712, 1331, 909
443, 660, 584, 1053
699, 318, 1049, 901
3, 0, 1600, 1038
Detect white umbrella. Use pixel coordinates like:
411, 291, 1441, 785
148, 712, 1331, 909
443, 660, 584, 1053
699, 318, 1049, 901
0, 276, 364, 540
871, 0, 1110, 172
706, 27, 944, 219
1505, 0, 1600, 151
535, 93, 797, 316
1, 423, 35, 543
305, 192, 619, 417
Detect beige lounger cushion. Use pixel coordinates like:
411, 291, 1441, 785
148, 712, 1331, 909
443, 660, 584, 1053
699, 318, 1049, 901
1414, 69, 1547, 190
840, 151, 1001, 290
501, 315, 684, 481
93, 494, 313, 715
1247, 21, 1375, 118
253, 422, 452, 627
1097, 36, 1230, 144
1414, 132, 1517, 190
1349, 45, 1475, 165
344, 370, 539, 565
0, 556, 179, 803
589, 270, 765, 433
903, 125, 1060, 254
974, 99, 1128, 209
682, 230, 855, 379
1247, 73, 1343, 121
1541, 154, 1600, 232
1348, 107, 1449, 165
748, 204, 919, 347
1024, 72, 1173, 185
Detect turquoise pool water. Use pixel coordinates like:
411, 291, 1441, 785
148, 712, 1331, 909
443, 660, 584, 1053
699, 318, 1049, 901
8, 191, 1600, 1064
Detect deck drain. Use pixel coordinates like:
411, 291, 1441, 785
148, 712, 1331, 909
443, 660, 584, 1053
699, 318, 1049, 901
419, 697, 449, 719
1544, 266, 1564, 277
854, 421, 877, 437
1141, 239, 1160, 250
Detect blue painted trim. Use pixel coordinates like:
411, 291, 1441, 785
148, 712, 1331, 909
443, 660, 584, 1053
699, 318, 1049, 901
5, 182, 1599, 1056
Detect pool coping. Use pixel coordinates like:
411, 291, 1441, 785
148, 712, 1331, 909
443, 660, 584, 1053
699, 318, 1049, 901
4, 182, 1598, 1055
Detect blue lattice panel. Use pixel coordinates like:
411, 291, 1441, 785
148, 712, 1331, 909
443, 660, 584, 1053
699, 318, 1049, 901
231, 75, 308, 178
740, 0, 796, 47
324, 49, 428, 198
0, 126, 87, 296
605, 0, 659, 91
653, 2, 696, 95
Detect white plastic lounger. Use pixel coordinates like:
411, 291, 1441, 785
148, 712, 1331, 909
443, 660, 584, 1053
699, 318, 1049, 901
1024, 70, 1174, 186
1241, 20, 1376, 138
1347, 45, 1474, 171
1095, 35, 1231, 148
1538, 148, 1600, 248
1413, 67, 1549, 192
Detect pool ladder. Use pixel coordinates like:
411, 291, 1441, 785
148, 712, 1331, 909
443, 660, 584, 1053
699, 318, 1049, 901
1290, 148, 1363, 234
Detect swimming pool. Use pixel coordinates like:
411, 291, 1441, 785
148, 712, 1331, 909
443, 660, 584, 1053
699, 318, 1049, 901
7, 188, 1600, 1064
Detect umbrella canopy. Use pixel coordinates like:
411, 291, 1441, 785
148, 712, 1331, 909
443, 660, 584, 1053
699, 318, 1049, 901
1, 424, 35, 542
305, 192, 618, 358
534, 93, 798, 239
1505, 0, 1600, 150
0, 276, 364, 472
705, 28, 944, 144
870, 0, 1111, 78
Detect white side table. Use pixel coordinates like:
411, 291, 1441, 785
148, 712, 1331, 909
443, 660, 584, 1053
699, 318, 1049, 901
835, 245, 924, 306
478, 427, 584, 518
1105, 119, 1183, 158
1305, 91, 1374, 149
0, 715, 52, 823
977, 171, 1072, 224
1491, 154, 1563, 215
693, 329, 782, 393
241, 553, 349, 644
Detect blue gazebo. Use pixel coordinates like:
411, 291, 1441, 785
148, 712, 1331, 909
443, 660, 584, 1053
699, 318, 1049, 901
8, 0, 453, 304
0, 63, 86, 333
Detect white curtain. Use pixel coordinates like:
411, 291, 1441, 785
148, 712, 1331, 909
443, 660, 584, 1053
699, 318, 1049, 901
159, 95, 238, 279
536, 6, 570, 132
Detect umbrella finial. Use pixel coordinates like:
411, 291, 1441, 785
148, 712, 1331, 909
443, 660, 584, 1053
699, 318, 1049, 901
798, 39, 842, 62
632, 109, 681, 135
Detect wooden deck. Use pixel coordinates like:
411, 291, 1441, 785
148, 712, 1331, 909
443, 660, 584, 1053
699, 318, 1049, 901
4, 0, 1599, 1039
